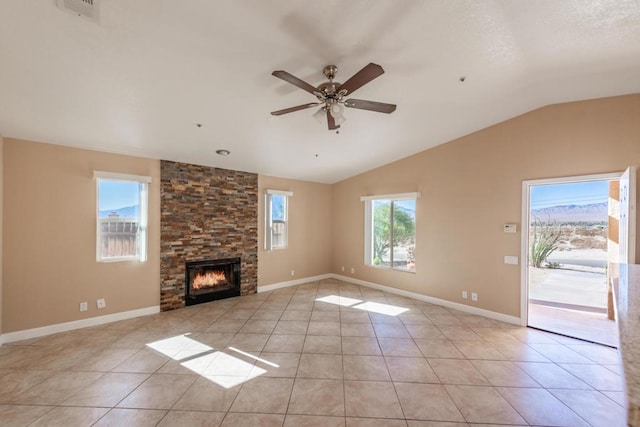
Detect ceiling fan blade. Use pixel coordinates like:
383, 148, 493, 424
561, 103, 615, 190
344, 99, 396, 114
326, 109, 340, 130
272, 70, 318, 95
336, 63, 385, 96
271, 102, 320, 116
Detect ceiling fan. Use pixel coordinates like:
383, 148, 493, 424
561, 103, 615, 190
271, 63, 396, 132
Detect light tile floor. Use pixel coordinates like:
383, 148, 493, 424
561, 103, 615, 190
0, 279, 627, 426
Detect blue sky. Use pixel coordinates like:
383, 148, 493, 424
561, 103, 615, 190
272, 194, 285, 220
395, 200, 416, 217
530, 180, 609, 209
98, 181, 139, 211
99, 179, 605, 212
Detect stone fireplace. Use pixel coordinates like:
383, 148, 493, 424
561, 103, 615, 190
185, 257, 241, 306
160, 160, 258, 311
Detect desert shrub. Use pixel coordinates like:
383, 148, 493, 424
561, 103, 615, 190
530, 216, 562, 268
568, 234, 607, 250
575, 226, 606, 237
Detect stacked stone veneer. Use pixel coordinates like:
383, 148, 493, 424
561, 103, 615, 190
160, 160, 258, 311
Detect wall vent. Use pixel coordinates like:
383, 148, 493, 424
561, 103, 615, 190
56, 0, 100, 22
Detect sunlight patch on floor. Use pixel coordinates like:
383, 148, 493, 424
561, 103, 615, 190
315, 295, 363, 307
315, 295, 410, 316
146, 334, 212, 360
353, 300, 410, 316
228, 346, 280, 368
146, 334, 274, 389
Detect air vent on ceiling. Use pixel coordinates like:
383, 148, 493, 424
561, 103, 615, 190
56, 0, 100, 22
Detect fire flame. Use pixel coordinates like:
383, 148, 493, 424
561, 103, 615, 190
193, 270, 226, 290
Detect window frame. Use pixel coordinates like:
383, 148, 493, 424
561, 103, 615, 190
362, 192, 419, 273
94, 171, 151, 263
265, 189, 293, 251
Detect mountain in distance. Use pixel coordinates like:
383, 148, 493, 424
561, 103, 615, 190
531, 202, 607, 223
98, 205, 138, 219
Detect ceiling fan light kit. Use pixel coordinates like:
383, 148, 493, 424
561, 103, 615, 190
271, 63, 396, 132
329, 103, 343, 119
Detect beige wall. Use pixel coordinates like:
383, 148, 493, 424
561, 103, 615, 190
332, 94, 640, 318
258, 175, 332, 287
3, 139, 161, 332
2, 94, 639, 331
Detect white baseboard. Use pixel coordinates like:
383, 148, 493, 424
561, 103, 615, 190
331, 274, 521, 325
259, 273, 520, 326
258, 273, 334, 293
2, 274, 520, 345
2, 306, 160, 344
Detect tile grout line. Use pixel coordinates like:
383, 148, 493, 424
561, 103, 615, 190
0, 278, 627, 425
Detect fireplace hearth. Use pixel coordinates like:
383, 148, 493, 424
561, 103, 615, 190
185, 257, 241, 306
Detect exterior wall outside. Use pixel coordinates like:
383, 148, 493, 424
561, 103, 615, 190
258, 175, 333, 287
3, 139, 161, 332
332, 94, 640, 318
160, 161, 258, 311
0, 134, 3, 339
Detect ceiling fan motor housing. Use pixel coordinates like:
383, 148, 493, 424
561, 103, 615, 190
316, 81, 341, 102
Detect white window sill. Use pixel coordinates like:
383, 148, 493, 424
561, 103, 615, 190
366, 264, 416, 274
98, 257, 145, 263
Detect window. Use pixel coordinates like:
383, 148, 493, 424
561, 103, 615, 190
362, 193, 418, 273
265, 189, 292, 250
95, 171, 150, 262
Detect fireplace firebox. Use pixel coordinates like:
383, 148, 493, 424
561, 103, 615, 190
185, 257, 241, 306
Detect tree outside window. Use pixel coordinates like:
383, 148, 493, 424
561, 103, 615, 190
364, 194, 417, 273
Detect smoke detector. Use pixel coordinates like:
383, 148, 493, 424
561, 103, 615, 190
56, 0, 100, 22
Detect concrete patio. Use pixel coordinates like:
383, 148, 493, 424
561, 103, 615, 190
528, 267, 617, 346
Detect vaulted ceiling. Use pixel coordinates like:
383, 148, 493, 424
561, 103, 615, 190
1, 1, 639, 183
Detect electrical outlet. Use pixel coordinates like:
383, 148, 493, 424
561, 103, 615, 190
80, 302, 88, 312
462, 291, 468, 299
341, 266, 345, 272
290, 269, 295, 276
503, 224, 517, 233
350, 267, 355, 274
97, 298, 106, 309
471, 292, 478, 302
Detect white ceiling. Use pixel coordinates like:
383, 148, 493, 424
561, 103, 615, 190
1, 1, 640, 183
